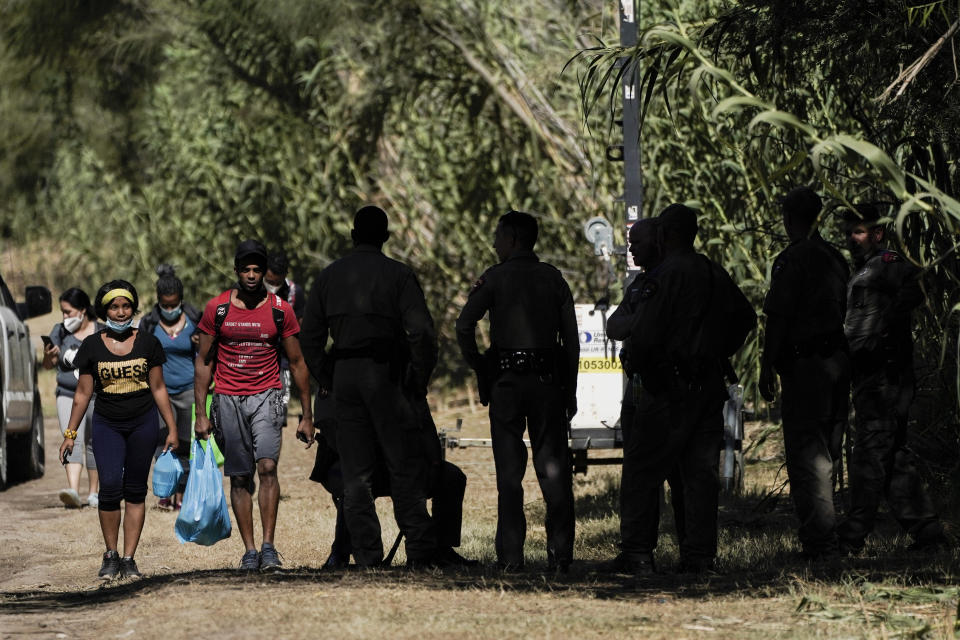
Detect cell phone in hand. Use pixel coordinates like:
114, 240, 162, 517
41, 335, 53, 348
61, 448, 71, 465
296, 431, 309, 444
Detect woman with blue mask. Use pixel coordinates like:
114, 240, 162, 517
138, 265, 202, 509
41, 287, 103, 509
59, 280, 179, 580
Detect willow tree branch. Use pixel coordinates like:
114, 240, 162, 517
427, 18, 587, 174
877, 19, 959, 104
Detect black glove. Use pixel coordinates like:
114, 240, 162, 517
403, 364, 428, 398
476, 368, 491, 406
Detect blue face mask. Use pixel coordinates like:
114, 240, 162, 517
160, 304, 183, 322
106, 318, 133, 333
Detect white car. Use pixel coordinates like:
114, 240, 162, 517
0, 274, 51, 490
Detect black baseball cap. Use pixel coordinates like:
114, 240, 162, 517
234, 239, 268, 269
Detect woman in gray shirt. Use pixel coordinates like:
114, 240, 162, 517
41, 288, 102, 508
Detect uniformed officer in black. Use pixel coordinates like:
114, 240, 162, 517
606, 218, 685, 570
837, 204, 945, 553
626, 204, 755, 574
299, 205, 438, 568
455, 210, 579, 571
759, 186, 850, 558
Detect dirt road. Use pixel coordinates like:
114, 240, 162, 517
1, 411, 957, 639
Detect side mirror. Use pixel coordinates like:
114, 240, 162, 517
23, 286, 52, 318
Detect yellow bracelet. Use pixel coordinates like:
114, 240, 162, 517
63, 429, 78, 440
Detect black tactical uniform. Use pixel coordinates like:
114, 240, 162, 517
838, 248, 943, 550
310, 394, 467, 563
627, 250, 754, 569
607, 273, 686, 557
455, 249, 579, 568
763, 234, 850, 555
300, 244, 438, 567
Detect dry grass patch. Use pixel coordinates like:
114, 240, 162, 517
1, 405, 958, 639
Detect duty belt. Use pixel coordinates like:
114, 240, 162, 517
330, 339, 395, 363
498, 349, 553, 375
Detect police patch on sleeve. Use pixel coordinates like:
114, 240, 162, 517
468, 276, 486, 296
640, 280, 659, 299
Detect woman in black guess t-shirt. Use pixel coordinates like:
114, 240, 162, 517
59, 280, 179, 581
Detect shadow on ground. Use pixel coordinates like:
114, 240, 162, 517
4, 465, 956, 614
1, 549, 958, 615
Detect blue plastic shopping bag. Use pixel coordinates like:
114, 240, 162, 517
152, 450, 183, 498
175, 440, 232, 545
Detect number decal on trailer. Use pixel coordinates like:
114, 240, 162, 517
578, 357, 623, 373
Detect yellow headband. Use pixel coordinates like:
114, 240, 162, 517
101, 288, 135, 307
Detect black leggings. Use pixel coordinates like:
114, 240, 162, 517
93, 409, 160, 511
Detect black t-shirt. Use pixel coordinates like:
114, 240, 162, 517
76, 329, 167, 421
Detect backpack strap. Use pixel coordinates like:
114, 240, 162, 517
213, 302, 230, 335
270, 293, 285, 340
268, 293, 289, 365
203, 301, 231, 366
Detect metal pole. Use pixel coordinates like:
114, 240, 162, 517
618, 0, 643, 275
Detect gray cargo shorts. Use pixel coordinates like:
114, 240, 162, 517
212, 388, 284, 477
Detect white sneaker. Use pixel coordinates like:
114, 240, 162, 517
87, 493, 99, 508
58, 488, 82, 509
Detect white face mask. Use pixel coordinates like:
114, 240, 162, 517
264, 282, 281, 295
63, 316, 83, 334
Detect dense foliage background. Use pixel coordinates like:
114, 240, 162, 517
0, 0, 627, 387
1, 1, 958, 490
577, 0, 960, 493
